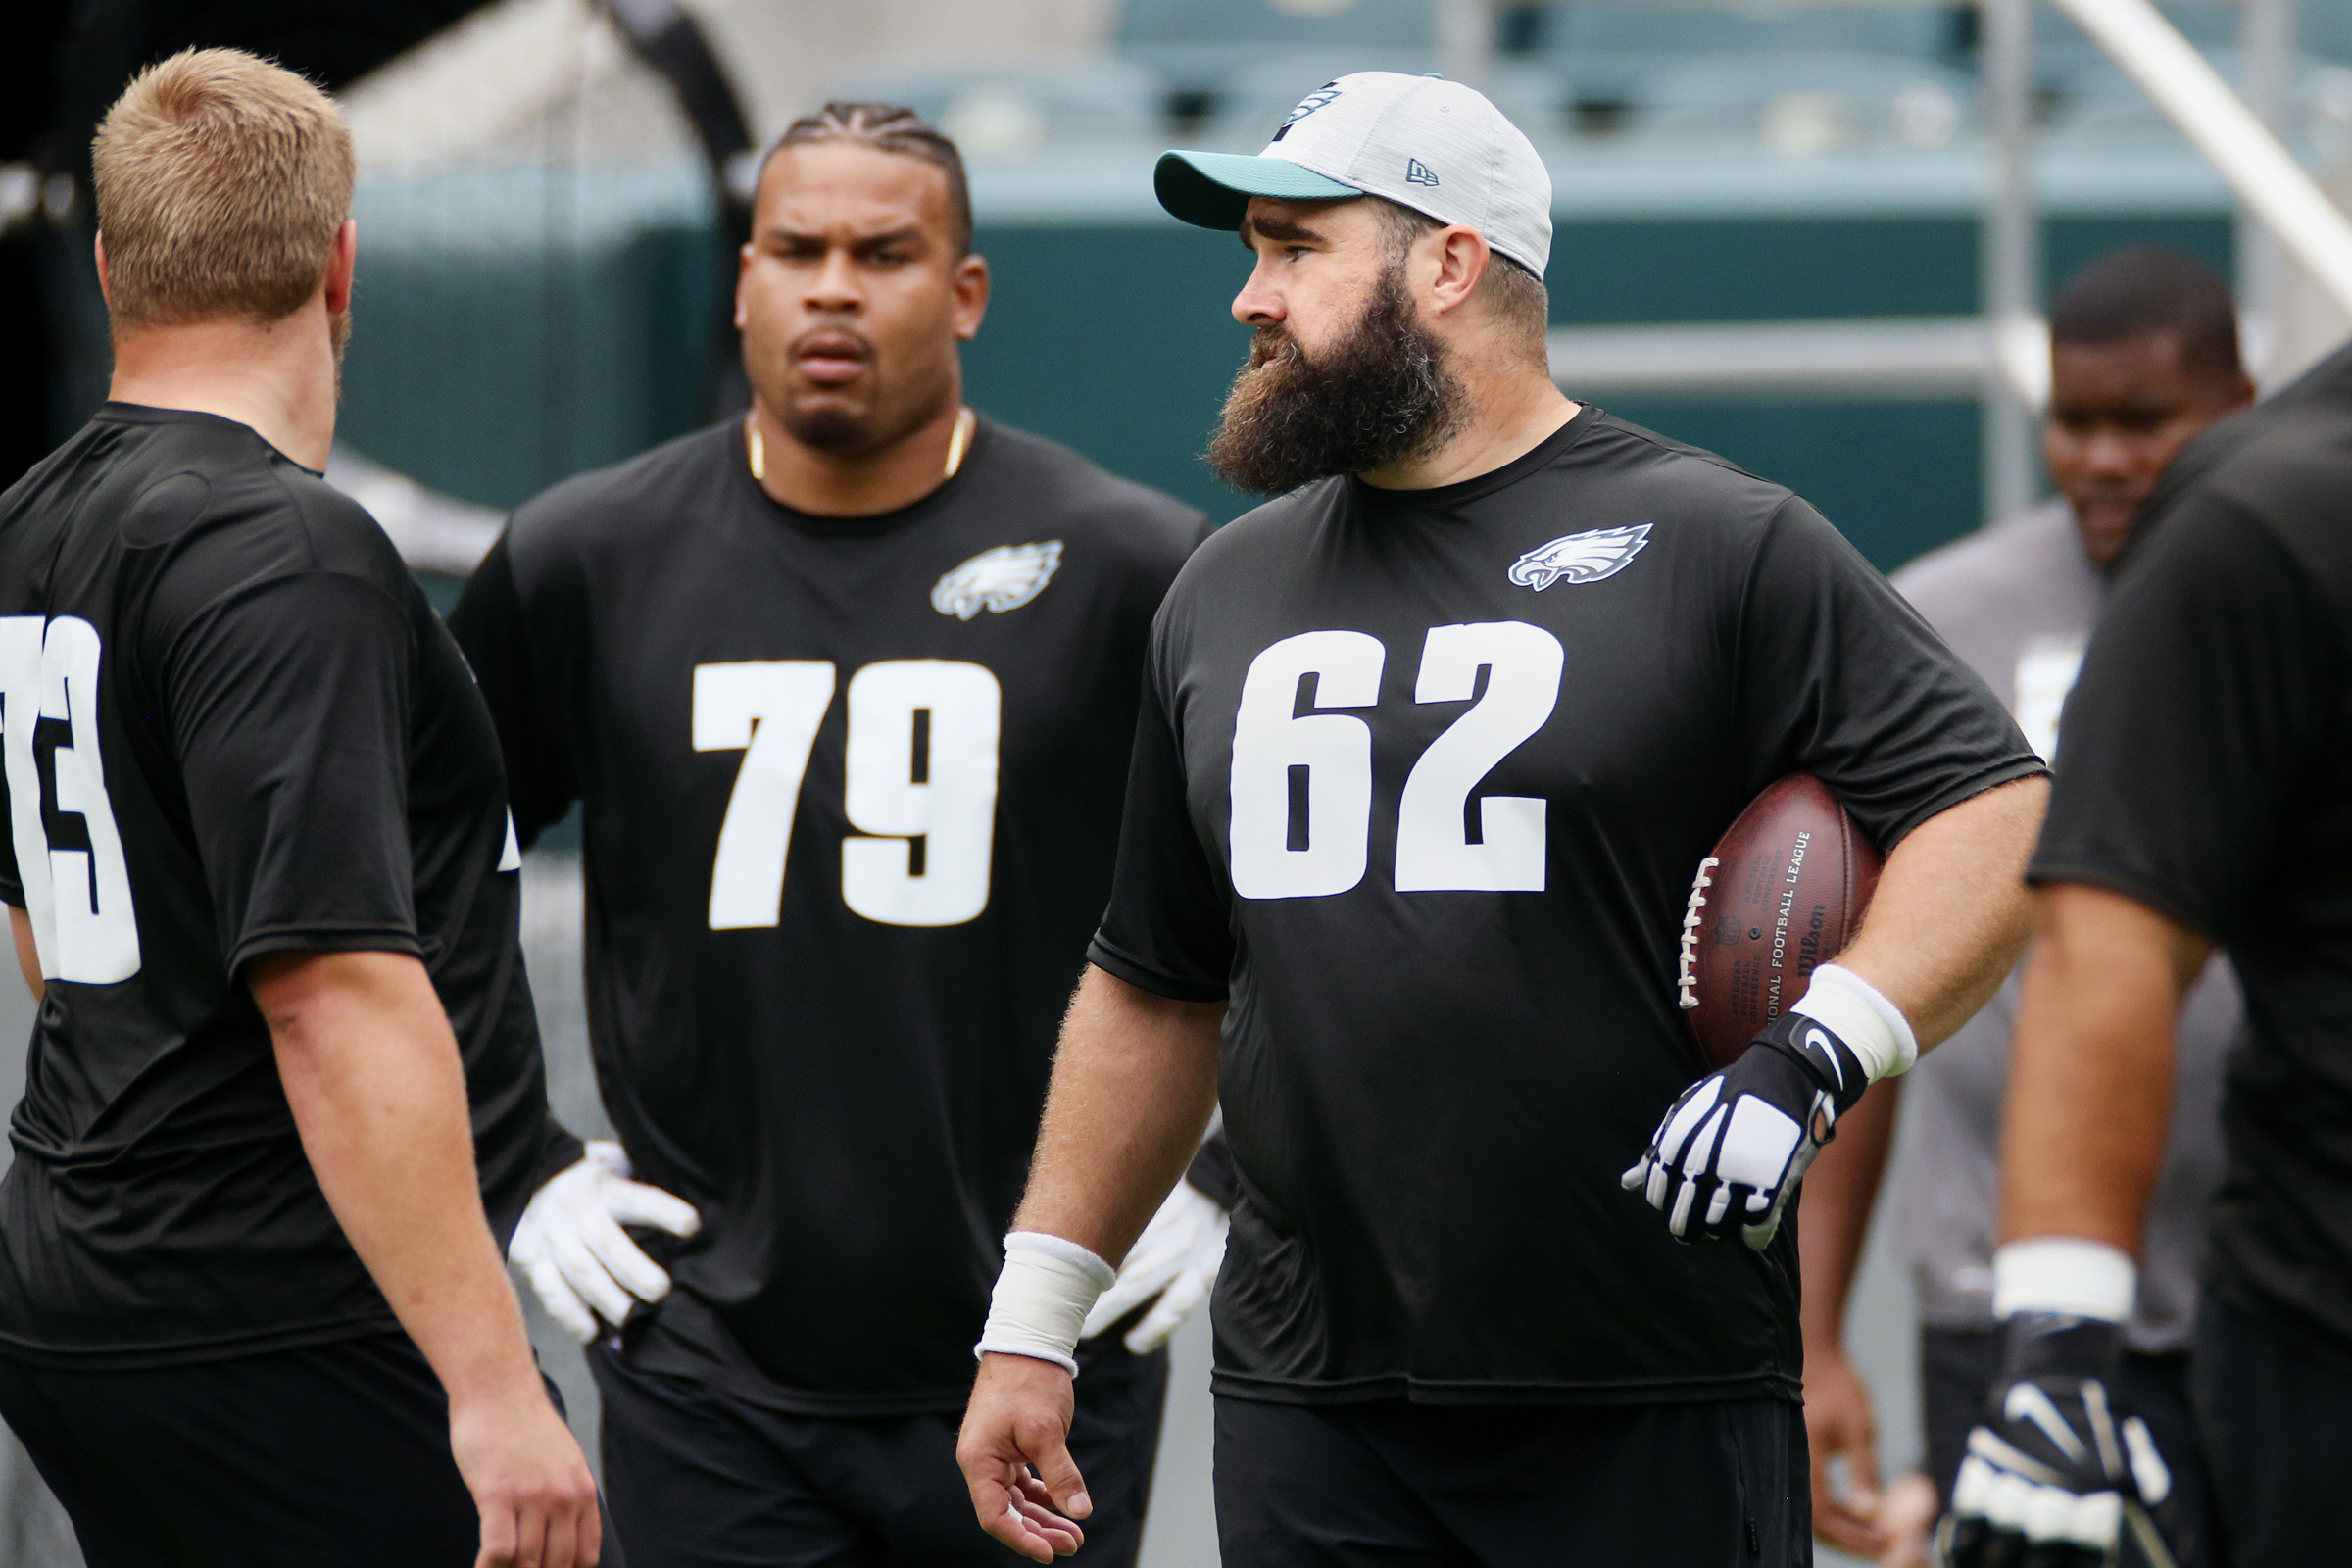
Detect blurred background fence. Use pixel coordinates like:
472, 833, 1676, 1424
7, 2, 2352, 1564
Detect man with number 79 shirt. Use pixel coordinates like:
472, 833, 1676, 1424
451, 102, 1218, 1566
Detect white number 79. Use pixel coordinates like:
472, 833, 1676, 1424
694, 658, 1001, 931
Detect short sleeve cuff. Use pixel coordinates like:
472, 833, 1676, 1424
1085, 934, 1228, 1004
2024, 858, 2225, 945
226, 923, 424, 982
1868, 757, 2050, 852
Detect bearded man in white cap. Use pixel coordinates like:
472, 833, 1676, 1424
956, 73, 2048, 1565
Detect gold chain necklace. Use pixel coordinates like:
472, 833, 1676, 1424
746, 406, 975, 484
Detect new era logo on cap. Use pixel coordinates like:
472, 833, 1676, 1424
1152, 72, 1553, 280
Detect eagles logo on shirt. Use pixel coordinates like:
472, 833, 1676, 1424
1508, 524, 1652, 591
931, 541, 1064, 619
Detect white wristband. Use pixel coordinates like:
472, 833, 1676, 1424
1993, 1237, 2137, 1323
1789, 962, 1918, 1081
974, 1231, 1114, 1376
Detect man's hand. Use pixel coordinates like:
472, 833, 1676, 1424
1805, 1343, 1888, 1558
449, 1381, 603, 1568
957, 1352, 1090, 1563
509, 1141, 701, 1342
1941, 1314, 2179, 1568
1623, 1014, 1868, 1248
1080, 1180, 1227, 1354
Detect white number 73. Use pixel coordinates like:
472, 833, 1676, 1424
1, 614, 142, 984
694, 659, 1001, 931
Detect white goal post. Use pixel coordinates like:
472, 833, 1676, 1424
2055, 0, 2352, 316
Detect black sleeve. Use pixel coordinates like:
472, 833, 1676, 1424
1738, 498, 2046, 850
448, 534, 578, 848
532, 1119, 589, 1189
1184, 1129, 1240, 1207
166, 572, 424, 976
1086, 653, 1235, 1002
2031, 498, 2341, 941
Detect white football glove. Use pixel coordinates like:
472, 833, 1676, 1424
508, 1141, 701, 1343
1079, 1180, 1228, 1354
1622, 1014, 1869, 1249
1940, 1315, 2181, 1568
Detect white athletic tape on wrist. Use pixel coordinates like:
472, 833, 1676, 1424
974, 1231, 1115, 1376
1789, 962, 1918, 1081
1993, 1236, 2137, 1323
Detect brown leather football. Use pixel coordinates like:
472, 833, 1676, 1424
1678, 773, 1883, 1070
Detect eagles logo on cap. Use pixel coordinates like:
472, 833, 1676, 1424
1152, 71, 1553, 281
1273, 84, 1343, 140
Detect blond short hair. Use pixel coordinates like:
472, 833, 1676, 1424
92, 48, 354, 331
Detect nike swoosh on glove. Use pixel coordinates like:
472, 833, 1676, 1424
1078, 1179, 1228, 1354
1940, 1315, 2182, 1568
508, 1141, 702, 1343
1621, 1013, 1867, 1249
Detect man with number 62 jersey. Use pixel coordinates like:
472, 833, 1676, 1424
452, 103, 1215, 1566
957, 72, 2051, 1567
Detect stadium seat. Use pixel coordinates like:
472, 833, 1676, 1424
2051, 48, 2352, 150
1200, 50, 1435, 148
1538, 2, 1963, 119
2030, 0, 2243, 88
1626, 52, 1976, 155
822, 55, 1169, 161
1199, 52, 1571, 153
1120, 0, 1435, 96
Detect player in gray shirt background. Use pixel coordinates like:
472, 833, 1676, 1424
1798, 249, 2254, 1566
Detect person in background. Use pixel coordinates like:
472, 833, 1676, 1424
453, 101, 1224, 1568
1799, 248, 2254, 1567
1947, 315, 2352, 1559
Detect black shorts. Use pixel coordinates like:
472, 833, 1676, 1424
2193, 1289, 2352, 1567
1920, 1326, 2213, 1568
589, 1334, 1168, 1568
1212, 1394, 1809, 1567
0, 1331, 603, 1568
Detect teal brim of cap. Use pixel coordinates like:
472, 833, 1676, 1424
1154, 149, 1364, 231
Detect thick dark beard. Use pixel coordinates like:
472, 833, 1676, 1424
1205, 264, 1464, 495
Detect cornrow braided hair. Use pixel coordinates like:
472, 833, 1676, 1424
769, 101, 973, 256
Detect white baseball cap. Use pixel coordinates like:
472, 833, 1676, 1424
1155, 72, 1553, 279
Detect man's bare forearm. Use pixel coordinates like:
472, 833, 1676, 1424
1011, 966, 1225, 1264
1835, 776, 2046, 1047
1998, 883, 2210, 1252
252, 949, 543, 1409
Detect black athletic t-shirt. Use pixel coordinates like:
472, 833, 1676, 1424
2033, 344, 2352, 1366
451, 416, 1207, 1413
0, 404, 559, 1368
1090, 408, 2041, 1406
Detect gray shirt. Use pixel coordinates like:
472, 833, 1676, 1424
1889, 503, 2236, 1352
